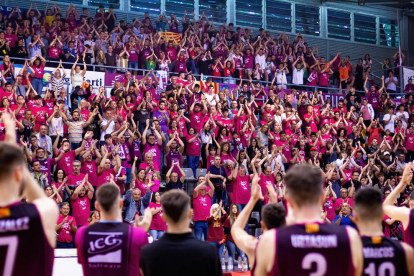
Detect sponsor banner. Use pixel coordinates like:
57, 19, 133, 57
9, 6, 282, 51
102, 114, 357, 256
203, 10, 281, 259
0, 6, 37, 17
403, 67, 414, 89
14, 65, 104, 99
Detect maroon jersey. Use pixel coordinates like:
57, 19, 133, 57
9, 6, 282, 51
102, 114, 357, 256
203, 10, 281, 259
0, 202, 54, 276
75, 221, 148, 276
362, 236, 408, 276
271, 223, 354, 276
403, 209, 414, 248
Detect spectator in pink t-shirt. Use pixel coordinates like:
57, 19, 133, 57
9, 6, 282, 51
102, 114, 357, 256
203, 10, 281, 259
29, 53, 47, 94
231, 162, 256, 210
193, 174, 215, 240
323, 182, 337, 222
71, 174, 94, 227
66, 160, 86, 187
149, 191, 167, 240
56, 202, 77, 248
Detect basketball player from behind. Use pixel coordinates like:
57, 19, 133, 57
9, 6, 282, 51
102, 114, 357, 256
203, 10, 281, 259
75, 183, 152, 276
0, 113, 59, 276
255, 164, 363, 276
383, 163, 414, 248
353, 187, 414, 276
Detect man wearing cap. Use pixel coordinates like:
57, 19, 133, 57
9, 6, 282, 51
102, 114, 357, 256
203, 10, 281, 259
380, 151, 393, 166
193, 173, 215, 240
309, 146, 323, 167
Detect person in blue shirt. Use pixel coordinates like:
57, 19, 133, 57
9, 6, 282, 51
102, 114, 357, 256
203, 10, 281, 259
334, 202, 356, 228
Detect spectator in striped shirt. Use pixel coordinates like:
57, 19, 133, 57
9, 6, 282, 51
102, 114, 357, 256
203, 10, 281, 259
63, 108, 98, 151
51, 60, 67, 93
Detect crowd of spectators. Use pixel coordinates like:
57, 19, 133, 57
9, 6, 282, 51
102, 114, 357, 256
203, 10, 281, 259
0, 1, 413, 267
0, 2, 408, 93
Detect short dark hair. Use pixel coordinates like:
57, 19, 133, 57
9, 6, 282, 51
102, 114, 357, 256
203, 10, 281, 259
284, 164, 324, 207
161, 190, 190, 223
353, 187, 382, 222
0, 144, 26, 181
97, 183, 120, 212
261, 203, 286, 229
34, 95, 42, 100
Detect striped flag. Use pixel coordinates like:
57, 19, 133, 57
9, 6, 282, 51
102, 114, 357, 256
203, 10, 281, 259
161, 31, 181, 43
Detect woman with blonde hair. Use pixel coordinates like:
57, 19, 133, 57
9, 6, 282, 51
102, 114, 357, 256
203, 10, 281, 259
206, 201, 228, 257
88, 211, 100, 225
95, 49, 106, 72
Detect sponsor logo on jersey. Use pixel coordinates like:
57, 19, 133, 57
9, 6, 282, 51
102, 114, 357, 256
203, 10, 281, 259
305, 224, 319, 233
0, 208, 10, 218
87, 232, 123, 264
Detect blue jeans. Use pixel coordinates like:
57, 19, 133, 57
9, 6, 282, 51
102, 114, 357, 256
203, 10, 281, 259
32, 78, 43, 94
160, 131, 169, 173
213, 78, 222, 83
138, 124, 146, 137
226, 239, 245, 266
128, 61, 138, 72
187, 155, 200, 178
210, 241, 224, 258
56, 241, 74, 248
194, 221, 208, 241
107, 69, 114, 73
125, 167, 132, 183
149, 229, 164, 240
90, 186, 97, 211
71, 142, 81, 160
186, 60, 197, 73
238, 204, 248, 232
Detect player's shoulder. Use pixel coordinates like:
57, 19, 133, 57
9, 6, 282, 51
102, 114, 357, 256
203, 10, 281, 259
401, 241, 414, 256
260, 228, 277, 242
131, 226, 149, 246
344, 225, 360, 240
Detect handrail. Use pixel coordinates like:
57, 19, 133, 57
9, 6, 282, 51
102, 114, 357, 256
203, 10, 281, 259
6, 56, 406, 96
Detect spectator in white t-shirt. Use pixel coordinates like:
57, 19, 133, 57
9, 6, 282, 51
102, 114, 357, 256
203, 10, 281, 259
383, 107, 397, 134
292, 56, 307, 86
100, 109, 116, 147
395, 104, 409, 129
255, 48, 267, 72
385, 71, 398, 93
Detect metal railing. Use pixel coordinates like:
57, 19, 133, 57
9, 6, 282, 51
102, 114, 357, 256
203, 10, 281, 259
6, 56, 406, 96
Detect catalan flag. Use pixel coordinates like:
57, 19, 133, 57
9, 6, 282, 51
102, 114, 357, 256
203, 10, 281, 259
161, 31, 181, 44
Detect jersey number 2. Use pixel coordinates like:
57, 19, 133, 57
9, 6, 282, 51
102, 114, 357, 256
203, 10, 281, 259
0, 236, 18, 276
301, 253, 327, 276
364, 262, 396, 276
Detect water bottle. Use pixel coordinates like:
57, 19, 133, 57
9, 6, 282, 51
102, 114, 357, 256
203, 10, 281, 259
237, 256, 242, 271
228, 258, 233, 272
221, 257, 226, 272
242, 255, 248, 272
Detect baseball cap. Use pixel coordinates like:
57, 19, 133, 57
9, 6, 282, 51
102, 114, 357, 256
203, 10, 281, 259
383, 151, 390, 156
310, 147, 317, 151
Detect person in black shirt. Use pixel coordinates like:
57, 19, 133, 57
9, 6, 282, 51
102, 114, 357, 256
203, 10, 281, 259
140, 190, 222, 276
198, 52, 214, 75
346, 125, 365, 147
342, 171, 362, 191
105, 6, 117, 33
166, 161, 186, 190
